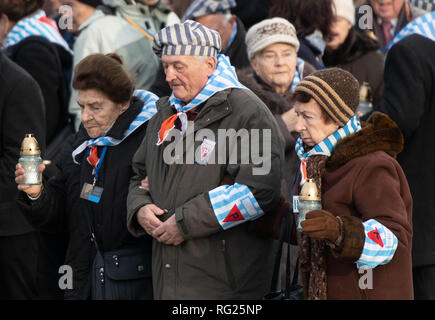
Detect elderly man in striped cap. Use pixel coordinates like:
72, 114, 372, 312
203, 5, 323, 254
126, 20, 285, 299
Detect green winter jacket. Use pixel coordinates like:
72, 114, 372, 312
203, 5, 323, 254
127, 88, 285, 299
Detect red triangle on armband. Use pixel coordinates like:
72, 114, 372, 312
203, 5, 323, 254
223, 204, 245, 222
368, 227, 384, 247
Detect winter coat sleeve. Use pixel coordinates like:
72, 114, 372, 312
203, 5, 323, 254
126, 140, 154, 237
16, 135, 77, 233
376, 37, 429, 139
332, 154, 412, 266
175, 98, 284, 240
11, 38, 61, 142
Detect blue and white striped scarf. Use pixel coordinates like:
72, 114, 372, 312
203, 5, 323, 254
5, 10, 72, 54
290, 58, 305, 93
169, 54, 246, 112
295, 115, 362, 185
72, 90, 158, 163
385, 11, 435, 52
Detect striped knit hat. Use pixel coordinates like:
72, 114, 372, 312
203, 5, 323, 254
294, 68, 360, 127
182, 0, 237, 22
153, 20, 222, 57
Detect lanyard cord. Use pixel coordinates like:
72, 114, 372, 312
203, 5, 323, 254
87, 145, 108, 185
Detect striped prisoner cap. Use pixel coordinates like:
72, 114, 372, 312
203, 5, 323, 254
182, 0, 237, 22
153, 20, 222, 58
294, 68, 360, 127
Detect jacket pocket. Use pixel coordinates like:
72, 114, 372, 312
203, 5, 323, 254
221, 239, 237, 291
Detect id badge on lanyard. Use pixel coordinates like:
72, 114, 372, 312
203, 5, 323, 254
80, 146, 107, 203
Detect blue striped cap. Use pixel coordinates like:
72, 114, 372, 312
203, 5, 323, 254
182, 0, 236, 22
153, 20, 222, 57
408, 0, 434, 11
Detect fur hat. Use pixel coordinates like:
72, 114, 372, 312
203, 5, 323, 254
294, 67, 360, 127
333, 0, 355, 25
245, 17, 299, 60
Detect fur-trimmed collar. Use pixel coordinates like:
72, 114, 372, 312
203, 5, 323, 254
327, 112, 404, 169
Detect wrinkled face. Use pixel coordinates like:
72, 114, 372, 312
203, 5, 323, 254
369, 0, 405, 21
294, 98, 339, 147
250, 42, 297, 95
78, 89, 128, 138
195, 14, 236, 50
60, 0, 95, 32
327, 17, 352, 50
162, 54, 216, 103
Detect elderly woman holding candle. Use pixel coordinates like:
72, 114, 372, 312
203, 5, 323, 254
15, 53, 157, 300
293, 67, 413, 299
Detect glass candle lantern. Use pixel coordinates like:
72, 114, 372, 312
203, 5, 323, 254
297, 178, 322, 231
18, 134, 43, 185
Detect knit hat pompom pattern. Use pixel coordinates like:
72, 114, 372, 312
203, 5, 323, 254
295, 67, 360, 126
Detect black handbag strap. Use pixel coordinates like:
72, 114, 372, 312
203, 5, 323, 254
269, 165, 300, 294
269, 208, 289, 293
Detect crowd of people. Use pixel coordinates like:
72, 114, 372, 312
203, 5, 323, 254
0, 0, 434, 300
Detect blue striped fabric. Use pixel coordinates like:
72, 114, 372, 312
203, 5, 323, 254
5, 10, 72, 54
385, 11, 435, 52
182, 0, 236, 22
290, 58, 305, 93
72, 90, 158, 163
169, 54, 246, 113
356, 219, 399, 270
208, 183, 264, 230
295, 115, 362, 184
153, 20, 221, 58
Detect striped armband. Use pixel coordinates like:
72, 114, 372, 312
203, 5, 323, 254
356, 219, 398, 270
208, 183, 264, 230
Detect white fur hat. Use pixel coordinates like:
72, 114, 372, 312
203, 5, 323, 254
333, 0, 355, 26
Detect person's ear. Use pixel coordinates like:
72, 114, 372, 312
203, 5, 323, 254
119, 102, 130, 114
206, 56, 217, 77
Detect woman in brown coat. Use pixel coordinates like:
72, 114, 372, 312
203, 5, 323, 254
293, 67, 413, 299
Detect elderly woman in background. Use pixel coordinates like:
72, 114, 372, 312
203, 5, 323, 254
323, 0, 384, 105
239, 17, 315, 201
294, 68, 413, 299
15, 53, 157, 300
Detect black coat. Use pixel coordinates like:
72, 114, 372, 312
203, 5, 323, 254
7, 36, 72, 145
375, 34, 435, 267
323, 28, 384, 105
297, 35, 324, 70
0, 51, 46, 236
17, 97, 153, 299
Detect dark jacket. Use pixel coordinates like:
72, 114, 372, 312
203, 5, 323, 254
0, 51, 46, 236
297, 35, 324, 70
306, 112, 413, 299
150, 18, 250, 98
237, 64, 315, 201
7, 36, 72, 145
17, 97, 153, 299
376, 34, 435, 267
323, 28, 384, 105
127, 88, 284, 299
223, 17, 250, 70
